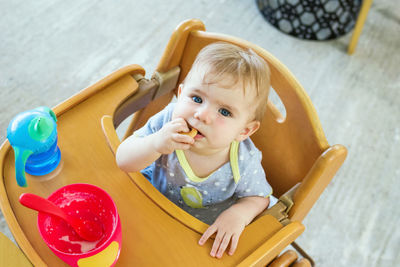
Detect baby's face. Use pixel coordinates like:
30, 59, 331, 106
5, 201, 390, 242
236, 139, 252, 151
173, 71, 258, 155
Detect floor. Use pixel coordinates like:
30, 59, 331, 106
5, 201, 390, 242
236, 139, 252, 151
0, 0, 399, 266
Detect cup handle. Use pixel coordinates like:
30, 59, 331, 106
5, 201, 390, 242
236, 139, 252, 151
13, 146, 33, 187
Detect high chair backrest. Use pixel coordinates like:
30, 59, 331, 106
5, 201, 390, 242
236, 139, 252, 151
130, 19, 346, 222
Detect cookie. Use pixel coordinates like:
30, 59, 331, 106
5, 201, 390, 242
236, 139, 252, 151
180, 128, 197, 138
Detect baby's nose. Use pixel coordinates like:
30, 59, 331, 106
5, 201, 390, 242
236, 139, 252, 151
194, 107, 212, 124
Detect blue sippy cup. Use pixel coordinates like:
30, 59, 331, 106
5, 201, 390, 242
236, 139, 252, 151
7, 106, 61, 187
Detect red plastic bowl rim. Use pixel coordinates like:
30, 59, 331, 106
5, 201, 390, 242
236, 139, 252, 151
37, 183, 120, 257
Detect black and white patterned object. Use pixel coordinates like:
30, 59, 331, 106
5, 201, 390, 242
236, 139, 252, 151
256, 0, 362, 40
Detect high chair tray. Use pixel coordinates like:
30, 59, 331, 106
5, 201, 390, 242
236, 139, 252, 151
0, 65, 304, 266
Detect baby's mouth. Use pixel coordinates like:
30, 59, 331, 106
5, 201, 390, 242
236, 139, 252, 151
194, 129, 204, 139
187, 122, 204, 139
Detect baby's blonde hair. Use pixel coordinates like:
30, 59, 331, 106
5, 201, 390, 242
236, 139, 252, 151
184, 42, 271, 121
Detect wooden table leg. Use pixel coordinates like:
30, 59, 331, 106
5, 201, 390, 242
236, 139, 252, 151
348, 0, 373, 55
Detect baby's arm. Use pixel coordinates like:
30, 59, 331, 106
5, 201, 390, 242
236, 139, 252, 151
116, 118, 194, 172
199, 196, 270, 258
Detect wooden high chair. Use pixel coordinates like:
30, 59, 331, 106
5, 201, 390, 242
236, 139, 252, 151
0, 231, 32, 266
0, 19, 347, 266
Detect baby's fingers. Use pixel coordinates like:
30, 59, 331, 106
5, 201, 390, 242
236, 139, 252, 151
173, 142, 192, 151
172, 133, 194, 145
216, 234, 232, 258
228, 234, 240, 256
210, 231, 225, 258
199, 226, 217, 246
170, 118, 190, 132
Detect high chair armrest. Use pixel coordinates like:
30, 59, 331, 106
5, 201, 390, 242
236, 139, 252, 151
53, 64, 145, 117
289, 144, 348, 221
238, 221, 305, 267
101, 115, 120, 154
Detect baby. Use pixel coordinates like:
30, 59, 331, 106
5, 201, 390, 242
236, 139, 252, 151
116, 42, 273, 258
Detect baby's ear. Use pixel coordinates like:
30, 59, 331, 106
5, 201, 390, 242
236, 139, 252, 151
177, 84, 183, 97
236, 120, 260, 142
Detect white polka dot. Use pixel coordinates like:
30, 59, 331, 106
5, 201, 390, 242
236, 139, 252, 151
239, 155, 244, 161
250, 150, 255, 155
253, 170, 258, 174
221, 188, 226, 192
170, 172, 175, 177
203, 191, 208, 195
258, 193, 264, 197
214, 182, 220, 186
245, 189, 251, 192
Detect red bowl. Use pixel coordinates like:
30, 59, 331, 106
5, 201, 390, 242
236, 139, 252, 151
38, 183, 121, 267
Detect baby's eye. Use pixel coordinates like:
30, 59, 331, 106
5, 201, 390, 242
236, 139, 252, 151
192, 96, 202, 104
219, 108, 231, 117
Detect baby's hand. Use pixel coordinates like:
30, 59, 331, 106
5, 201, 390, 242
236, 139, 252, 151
198, 208, 246, 258
153, 118, 195, 154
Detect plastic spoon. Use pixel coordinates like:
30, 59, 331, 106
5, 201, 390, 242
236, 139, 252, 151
19, 193, 103, 241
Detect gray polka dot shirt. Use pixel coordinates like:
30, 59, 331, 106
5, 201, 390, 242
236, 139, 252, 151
136, 103, 272, 224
